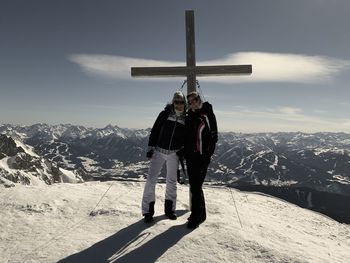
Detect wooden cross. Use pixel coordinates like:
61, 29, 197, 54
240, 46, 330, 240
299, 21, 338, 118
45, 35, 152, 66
131, 10, 252, 94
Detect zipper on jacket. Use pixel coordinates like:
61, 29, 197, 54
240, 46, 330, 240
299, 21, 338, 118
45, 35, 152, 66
168, 116, 178, 150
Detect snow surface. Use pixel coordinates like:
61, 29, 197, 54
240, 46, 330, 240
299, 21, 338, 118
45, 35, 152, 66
1, 181, 349, 263
14, 139, 39, 158
0, 157, 12, 174
59, 168, 81, 183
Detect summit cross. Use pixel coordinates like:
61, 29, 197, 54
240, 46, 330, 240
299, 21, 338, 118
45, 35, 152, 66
131, 10, 252, 94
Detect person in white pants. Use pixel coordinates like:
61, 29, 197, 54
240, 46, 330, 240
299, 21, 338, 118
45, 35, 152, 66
141, 91, 186, 223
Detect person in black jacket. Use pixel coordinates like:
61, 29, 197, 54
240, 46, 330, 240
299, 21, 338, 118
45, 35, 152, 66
185, 91, 218, 229
141, 91, 186, 223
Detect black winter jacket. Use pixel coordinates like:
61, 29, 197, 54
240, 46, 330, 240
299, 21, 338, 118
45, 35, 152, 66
148, 105, 186, 151
185, 102, 218, 157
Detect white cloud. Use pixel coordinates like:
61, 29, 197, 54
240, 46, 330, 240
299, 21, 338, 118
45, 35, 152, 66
215, 106, 350, 132
69, 52, 350, 84
201, 52, 350, 84
312, 109, 327, 114
276, 107, 303, 115
69, 54, 181, 80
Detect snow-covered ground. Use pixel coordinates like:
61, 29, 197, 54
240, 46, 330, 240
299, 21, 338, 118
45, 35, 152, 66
1, 181, 349, 263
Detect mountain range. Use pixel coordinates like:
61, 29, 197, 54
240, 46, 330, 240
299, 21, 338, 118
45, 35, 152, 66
1, 123, 350, 222
1, 124, 349, 192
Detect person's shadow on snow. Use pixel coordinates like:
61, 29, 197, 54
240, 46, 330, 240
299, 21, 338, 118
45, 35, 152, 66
58, 210, 192, 263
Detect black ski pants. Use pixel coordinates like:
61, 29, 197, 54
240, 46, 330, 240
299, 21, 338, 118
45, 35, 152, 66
186, 154, 211, 222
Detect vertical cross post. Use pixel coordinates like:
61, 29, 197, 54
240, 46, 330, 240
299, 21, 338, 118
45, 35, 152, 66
186, 10, 196, 94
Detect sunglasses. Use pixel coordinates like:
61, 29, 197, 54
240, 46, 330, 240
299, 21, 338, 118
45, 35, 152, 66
174, 100, 185, 105
188, 96, 199, 105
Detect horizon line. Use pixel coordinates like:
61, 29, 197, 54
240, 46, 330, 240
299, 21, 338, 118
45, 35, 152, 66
1, 122, 350, 135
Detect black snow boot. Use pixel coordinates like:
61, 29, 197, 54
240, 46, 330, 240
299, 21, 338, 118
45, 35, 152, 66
186, 219, 199, 229
164, 200, 177, 220
144, 213, 153, 223
143, 201, 155, 223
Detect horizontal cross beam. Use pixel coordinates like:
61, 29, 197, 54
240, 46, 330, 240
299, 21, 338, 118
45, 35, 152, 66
131, 65, 252, 77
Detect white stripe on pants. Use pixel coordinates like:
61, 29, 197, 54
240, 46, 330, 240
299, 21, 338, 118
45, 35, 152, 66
141, 150, 178, 215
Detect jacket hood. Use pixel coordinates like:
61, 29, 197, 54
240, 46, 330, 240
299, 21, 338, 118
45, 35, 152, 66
202, 102, 212, 112
164, 103, 174, 112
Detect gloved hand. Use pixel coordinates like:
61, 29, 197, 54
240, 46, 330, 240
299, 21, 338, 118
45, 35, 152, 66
176, 148, 185, 159
146, 149, 154, 159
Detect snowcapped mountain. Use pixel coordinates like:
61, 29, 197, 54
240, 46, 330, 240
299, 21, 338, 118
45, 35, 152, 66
0, 134, 85, 187
213, 132, 350, 195
0, 124, 151, 184
1, 180, 349, 262
1, 124, 350, 193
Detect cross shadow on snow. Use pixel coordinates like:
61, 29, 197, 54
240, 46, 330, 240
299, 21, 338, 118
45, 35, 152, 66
58, 209, 192, 263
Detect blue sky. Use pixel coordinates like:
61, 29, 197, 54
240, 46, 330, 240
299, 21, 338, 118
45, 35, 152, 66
1, 0, 350, 132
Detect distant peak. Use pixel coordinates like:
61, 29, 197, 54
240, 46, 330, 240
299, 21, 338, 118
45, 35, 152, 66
104, 124, 119, 130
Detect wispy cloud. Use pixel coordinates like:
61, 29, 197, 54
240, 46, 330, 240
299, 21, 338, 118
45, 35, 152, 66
216, 106, 350, 132
82, 103, 161, 112
69, 54, 180, 80
69, 52, 350, 84
276, 107, 303, 115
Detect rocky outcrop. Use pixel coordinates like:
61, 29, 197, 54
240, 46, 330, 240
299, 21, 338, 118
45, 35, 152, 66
0, 134, 24, 158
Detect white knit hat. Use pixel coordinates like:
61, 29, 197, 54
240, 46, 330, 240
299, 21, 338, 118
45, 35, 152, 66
172, 91, 186, 103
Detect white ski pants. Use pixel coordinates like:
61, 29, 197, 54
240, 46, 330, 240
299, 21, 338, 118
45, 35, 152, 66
142, 150, 178, 215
